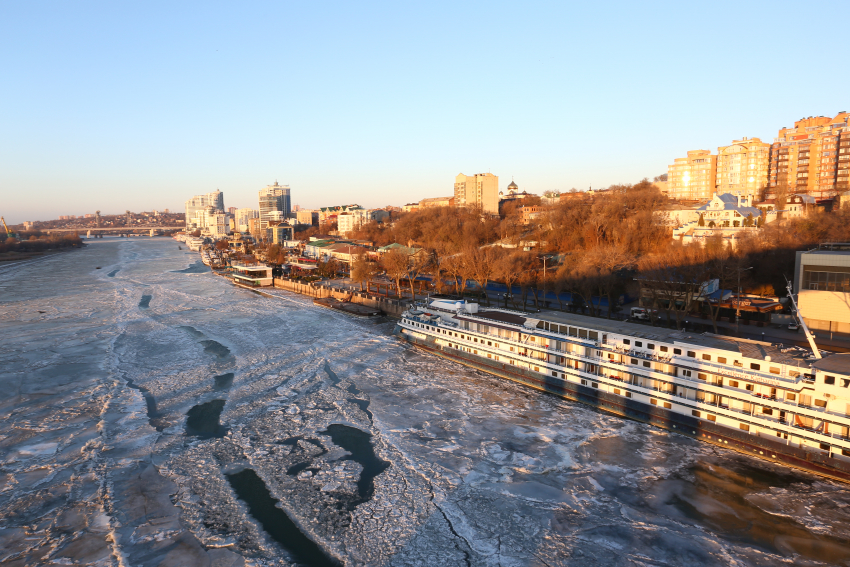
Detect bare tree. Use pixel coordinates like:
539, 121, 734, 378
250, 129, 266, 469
518, 256, 542, 311
494, 252, 530, 308
429, 250, 448, 294
638, 245, 714, 329
467, 246, 500, 305
407, 250, 434, 299
381, 249, 409, 297
584, 245, 636, 318
549, 264, 570, 310
351, 252, 379, 291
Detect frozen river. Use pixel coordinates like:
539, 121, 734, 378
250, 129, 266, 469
3, 238, 850, 567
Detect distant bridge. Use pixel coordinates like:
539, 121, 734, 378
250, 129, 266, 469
44, 226, 185, 233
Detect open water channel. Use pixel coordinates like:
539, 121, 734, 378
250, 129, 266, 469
2, 238, 850, 566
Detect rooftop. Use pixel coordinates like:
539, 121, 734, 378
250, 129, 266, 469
812, 354, 850, 375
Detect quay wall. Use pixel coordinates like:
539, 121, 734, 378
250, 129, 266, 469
272, 278, 408, 317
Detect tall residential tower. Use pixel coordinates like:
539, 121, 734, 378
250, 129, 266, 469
667, 150, 717, 201
715, 137, 770, 198
454, 173, 499, 215
258, 182, 291, 229
185, 190, 224, 228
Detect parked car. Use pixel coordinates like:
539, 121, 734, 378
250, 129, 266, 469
788, 322, 800, 332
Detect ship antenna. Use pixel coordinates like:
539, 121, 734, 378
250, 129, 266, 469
785, 276, 821, 359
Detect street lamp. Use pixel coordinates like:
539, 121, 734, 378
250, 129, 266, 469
735, 266, 754, 337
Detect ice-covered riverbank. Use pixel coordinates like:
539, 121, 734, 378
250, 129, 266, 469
3, 239, 850, 566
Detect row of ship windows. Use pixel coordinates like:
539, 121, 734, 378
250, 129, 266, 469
560, 369, 847, 451
433, 328, 836, 416
427, 331, 850, 452
532, 319, 783, 376
418, 321, 807, 387
621, 338, 778, 373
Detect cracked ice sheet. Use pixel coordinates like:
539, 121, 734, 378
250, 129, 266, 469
3, 239, 850, 567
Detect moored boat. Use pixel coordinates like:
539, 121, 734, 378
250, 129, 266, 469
396, 297, 850, 483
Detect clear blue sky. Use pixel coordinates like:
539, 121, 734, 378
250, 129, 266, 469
2, 1, 849, 223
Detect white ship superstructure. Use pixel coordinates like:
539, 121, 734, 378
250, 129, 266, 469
397, 298, 850, 481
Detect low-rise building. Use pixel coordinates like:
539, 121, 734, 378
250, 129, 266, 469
673, 192, 762, 246
419, 196, 454, 208
319, 205, 362, 225
338, 209, 372, 236
296, 210, 319, 226
755, 194, 816, 223
326, 243, 369, 263
377, 242, 425, 260
231, 261, 273, 287
248, 217, 263, 238
654, 204, 702, 227
519, 205, 543, 224
794, 244, 850, 338
304, 239, 336, 258
267, 223, 294, 244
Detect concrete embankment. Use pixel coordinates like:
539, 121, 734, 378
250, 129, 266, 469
271, 278, 409, 318
225, 273, 408, 318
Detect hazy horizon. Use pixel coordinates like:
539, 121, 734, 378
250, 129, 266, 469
3, 1, 849, 224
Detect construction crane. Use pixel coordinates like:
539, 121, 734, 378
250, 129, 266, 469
1, 216, 16, 239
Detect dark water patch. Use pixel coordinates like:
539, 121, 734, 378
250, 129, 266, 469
322, 424, 389, 507
345, 382, 361, 396
226, 469, 340, 567
323, 361, 341, 386
172, 260, 210, 274
178, 325, 205, 339
126, 379, 165, 431
287, 462, 318, 476
213, 372, 234, 390
200, 339, 232, 360
283, 438, 328, 476
138, 294, 152, 309
107, 269, 120, 277
185, 400, 228, 439
347, 398, 373, 422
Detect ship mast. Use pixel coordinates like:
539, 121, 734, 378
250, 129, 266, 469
786, 278, 821, 359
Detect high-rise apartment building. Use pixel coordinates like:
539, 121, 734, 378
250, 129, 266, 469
715, 138, 770, 198
769, 116, 831, 198
234, 208, 258, 232
666, 150, 717, 201
767, 113, 849, 200
454, 173, 499, 215
185, 190, 224, 228
814, 113, 850, 198
258, 182, 291, 229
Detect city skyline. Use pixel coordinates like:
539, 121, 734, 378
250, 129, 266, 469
3, 1, 850, 224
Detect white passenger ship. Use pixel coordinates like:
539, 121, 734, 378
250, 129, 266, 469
397, 298, 850, 482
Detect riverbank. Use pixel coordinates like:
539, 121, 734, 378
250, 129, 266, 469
220, 272, 410, 318
0, 244, 85, 263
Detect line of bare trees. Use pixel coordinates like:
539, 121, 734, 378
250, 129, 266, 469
328, 178, 850, 325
